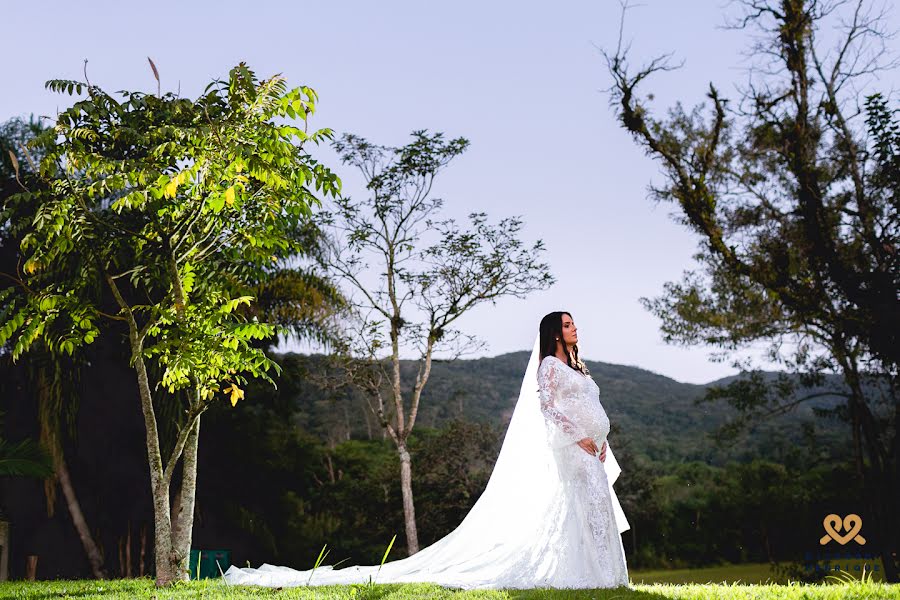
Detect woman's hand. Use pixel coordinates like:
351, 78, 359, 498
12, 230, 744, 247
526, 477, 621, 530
576, 437, 597, 455
576, 438, 608, 462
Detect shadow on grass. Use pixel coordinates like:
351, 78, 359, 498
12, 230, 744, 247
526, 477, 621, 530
506, 587, 674, 600
7, 579, 896, 600
291, 582, 681, 600
168, 581, 690, 600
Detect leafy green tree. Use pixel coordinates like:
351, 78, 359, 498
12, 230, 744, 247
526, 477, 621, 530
2, 115, 109, 578
605, 0, 898, 580
321, 131, 553, 554
0, 62, 340, 585
412, 420, 501, 546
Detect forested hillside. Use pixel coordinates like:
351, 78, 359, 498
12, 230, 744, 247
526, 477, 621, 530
265, 351, 852, 466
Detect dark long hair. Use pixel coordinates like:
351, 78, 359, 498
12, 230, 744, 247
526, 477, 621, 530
538, 311, 589, 375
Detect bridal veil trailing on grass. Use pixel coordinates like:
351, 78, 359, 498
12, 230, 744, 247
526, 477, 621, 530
225, 334, 630, 589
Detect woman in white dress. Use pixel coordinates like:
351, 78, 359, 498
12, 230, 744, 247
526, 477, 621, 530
534, 311, 630, 588
225, 311, 631, 589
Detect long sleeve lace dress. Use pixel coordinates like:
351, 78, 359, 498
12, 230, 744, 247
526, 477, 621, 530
536, 355, 629, 588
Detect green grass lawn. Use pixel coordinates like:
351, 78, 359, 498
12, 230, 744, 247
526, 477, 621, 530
0, 563, 896, 600
630, 559, 887, 585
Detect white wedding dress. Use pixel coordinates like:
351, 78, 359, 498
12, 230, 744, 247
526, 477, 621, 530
224, 336, 631, 589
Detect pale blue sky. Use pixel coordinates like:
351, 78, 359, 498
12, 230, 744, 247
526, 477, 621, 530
4, 1, 897, 383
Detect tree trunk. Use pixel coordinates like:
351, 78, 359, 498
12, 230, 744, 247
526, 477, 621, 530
866, 471, 898, 582
761, 522, 772, 563
108, 276, 174, 585
118, 537, 124, 578
35, 362, 107, 579
343, 404, 351, 441
843, 364, 899, 582
171, 415, 201, 581
55, 455, 107, 578
397, 444, 419, 554
139, 524, 147, 577
129, 340, 176, 586
126, 522, 132, 578
169, 485, 181, 547
861, 451, 899, 582
0, 520, 9, 581
325, 452, 336, 484
362, 404, 373, 440
25, 555, 37, 580
630, 523, 636, 558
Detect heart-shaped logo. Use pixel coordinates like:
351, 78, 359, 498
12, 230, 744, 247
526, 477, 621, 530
819, 513, 866, 545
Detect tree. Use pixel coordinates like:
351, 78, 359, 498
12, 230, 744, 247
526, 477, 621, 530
605, 0, 898, 580
322, 131, 553, 554
414, 420, 501, 547
0, 62, 340, 585
1, 116, 107, 578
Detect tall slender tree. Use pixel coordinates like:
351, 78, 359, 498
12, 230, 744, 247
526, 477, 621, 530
322, 131, 553, 554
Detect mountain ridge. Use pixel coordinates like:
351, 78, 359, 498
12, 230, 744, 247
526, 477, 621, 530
272, 350, 851, 466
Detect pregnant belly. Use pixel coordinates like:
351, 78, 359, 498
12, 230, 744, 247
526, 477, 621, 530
573, 405, 610, 442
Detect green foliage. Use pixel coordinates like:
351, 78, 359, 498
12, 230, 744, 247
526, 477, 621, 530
260, 351, 854, 469
0, 66, 343, 583
200, 392, 404, 566
606, 5, 900, 378
413, 420, 501, 544
0, 407, 52, 480
0, 115, 44, 183
324, 129, 553, 553
0, 437, 53, 478
864, 93, 900, 226
604, 13, 900, 577
0, 62, 340, 404
326, 130, 553, 361
0, 346, 869, 575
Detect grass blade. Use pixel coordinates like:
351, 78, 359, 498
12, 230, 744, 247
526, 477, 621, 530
307, 544, 330, 586
372, 534, 397, 586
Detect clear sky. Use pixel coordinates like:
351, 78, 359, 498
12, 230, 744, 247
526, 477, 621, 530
4, 1, 897, 384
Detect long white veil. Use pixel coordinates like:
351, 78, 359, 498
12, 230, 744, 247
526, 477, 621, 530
224, 334, 629, 588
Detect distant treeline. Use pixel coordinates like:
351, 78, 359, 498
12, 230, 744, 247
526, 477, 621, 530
1, 345, 856, 580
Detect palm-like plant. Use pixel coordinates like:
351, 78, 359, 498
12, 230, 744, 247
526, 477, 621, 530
0, 438, 53, 478
248, 222, 347, 350
0, 412, 52, 479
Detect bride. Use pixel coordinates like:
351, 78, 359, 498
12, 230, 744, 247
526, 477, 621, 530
225, 311, 631, 589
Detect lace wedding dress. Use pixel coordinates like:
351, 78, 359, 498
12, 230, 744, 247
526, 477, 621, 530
224, 335, 631, 589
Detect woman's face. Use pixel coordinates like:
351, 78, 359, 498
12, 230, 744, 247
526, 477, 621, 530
560, 314, 578, 348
